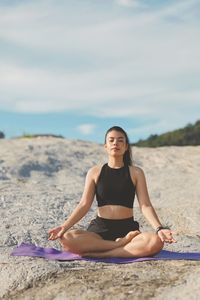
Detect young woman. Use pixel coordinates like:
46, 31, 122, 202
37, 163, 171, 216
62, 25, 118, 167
48, 126, 176, 257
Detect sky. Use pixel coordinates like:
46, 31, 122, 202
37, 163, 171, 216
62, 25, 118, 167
0, 0, 200, 143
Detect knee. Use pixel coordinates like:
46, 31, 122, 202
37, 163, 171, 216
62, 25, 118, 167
141, 232, 163, 255
60, 229, 81, 250
148, 232, 164, 254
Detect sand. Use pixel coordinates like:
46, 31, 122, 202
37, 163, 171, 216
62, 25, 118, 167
0, 137, 200, 299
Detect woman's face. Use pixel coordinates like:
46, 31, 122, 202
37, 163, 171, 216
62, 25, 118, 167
104, 130, 128, 156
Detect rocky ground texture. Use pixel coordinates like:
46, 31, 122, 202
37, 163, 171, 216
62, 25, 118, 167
0, 138, 200, 299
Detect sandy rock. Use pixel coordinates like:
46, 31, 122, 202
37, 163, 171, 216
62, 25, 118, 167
0, 138, 200, 299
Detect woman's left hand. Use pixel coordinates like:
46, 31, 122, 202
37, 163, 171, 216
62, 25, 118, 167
157, 229, 176, 243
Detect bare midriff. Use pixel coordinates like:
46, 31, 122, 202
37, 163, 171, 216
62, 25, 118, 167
97, 205, 134, 220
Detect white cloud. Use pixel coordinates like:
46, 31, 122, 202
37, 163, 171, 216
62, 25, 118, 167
77, 124, 96, 135
0, 0, 199, 127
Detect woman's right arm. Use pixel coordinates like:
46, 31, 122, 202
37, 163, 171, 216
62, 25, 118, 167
48, 166, 97, 240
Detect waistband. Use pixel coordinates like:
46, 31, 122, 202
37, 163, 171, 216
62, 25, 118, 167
96, 215, 135, 224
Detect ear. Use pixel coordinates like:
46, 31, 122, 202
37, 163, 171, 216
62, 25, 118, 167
104, 143, 107, 150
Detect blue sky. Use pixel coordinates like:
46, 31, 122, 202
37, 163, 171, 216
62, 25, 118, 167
0, 0, 200, 143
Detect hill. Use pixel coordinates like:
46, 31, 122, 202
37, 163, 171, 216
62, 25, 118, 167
134, 119, 200, 147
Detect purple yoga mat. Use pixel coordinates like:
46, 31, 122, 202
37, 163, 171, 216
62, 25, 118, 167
11, 243, 200, 264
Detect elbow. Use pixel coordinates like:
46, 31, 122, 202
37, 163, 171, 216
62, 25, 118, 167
79, 200, 92, 212
141, 204, 153, 213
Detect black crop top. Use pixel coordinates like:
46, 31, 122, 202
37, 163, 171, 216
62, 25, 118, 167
95, 163, 136, 208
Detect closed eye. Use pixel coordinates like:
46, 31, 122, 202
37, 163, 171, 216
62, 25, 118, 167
108, 138, 125, 143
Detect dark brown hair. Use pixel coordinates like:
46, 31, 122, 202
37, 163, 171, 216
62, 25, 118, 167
105, 126, 133, 166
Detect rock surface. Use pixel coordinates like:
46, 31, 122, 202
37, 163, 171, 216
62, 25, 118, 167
0, 138, 200, 299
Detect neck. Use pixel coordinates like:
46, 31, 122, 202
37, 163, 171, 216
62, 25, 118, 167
108, 157, 124, 169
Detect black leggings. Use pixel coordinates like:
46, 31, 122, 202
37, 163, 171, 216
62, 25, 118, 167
86, 216, 140, 241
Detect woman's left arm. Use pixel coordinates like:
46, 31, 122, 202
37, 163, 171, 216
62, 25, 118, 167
133, 166, 176, 243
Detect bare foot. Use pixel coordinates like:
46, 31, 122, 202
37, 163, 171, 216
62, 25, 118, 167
116, 230, 140, 246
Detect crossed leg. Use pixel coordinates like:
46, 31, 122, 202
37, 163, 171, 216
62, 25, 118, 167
59, 229, 164, 257
59, 229, 140, 254
84, 232, 164, 258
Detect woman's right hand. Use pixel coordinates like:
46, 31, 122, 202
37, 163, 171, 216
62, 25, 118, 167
48, 226, 67, 240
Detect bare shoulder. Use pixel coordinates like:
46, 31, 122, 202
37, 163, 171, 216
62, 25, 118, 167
87, 165, 103, 182
129, 165, 145, 185
129, 165, 145, 176
88, 165, 102, 174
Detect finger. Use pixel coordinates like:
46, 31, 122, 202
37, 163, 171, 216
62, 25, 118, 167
48, 235, 52, 240
167, 235, 177, 242
165, 237, 177, 243
164, 240, 172, 244
49, 236, 57, 241
48, 233, 55, 240
48, 232, 54, 239
164, 232, 175, 239
171, 238, 177, 243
